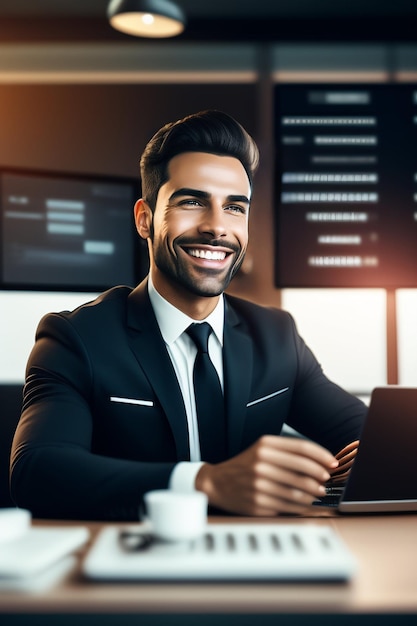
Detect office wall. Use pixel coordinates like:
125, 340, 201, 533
396, 290, 417, 386
1, 42, 417, 395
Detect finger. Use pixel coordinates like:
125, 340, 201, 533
243, 488, 319, 517
253, 470, 326, 502
331, 467, 352, 481
263, 436, 339, 470
258, 447, 333, 484
336, 448, 358, 468
331, 457, 356, 478
330, 450, 357, 478
329, 470, 350, 483
335, 440, 360, 460
329, 456, 356, 482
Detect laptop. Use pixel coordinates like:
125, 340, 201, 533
315, 386, 417, 513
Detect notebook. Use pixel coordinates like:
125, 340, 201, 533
316, 386, 417, 513
83, 523, 357, 582
0, 523, 90, 592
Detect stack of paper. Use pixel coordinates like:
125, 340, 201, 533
0, 510, 89, 592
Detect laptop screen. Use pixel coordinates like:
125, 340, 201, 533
342, 386, 417, 506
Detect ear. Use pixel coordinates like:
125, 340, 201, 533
134, 199, 152, 240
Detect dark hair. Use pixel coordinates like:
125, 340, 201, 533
139, 110, 259, 211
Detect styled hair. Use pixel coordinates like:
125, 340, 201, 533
139, 110, 259, 211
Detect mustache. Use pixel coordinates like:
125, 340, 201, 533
174, 236, 240, 254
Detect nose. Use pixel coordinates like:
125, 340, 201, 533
198, 203, 227, 239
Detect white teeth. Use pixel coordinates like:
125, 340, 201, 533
189, 249, 226, 261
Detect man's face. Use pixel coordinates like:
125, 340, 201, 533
143, 151, 251, 307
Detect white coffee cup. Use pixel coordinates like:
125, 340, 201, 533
143, 490, 208, 542
0, 508, 31, 543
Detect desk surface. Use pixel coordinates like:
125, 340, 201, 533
0, 513, 416, 617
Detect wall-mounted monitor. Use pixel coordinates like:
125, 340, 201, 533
0, 168, 145, 291
274, 84, 417, 288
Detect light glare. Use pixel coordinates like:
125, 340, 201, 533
142, 13, 155, 25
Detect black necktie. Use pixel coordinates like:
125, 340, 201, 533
186, 322, 227, 463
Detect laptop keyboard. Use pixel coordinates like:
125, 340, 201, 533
313, 484, 345, 508
83, 523, 357, 581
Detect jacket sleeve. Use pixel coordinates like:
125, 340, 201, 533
10, 312, 175, 521
285, 313, 367, 454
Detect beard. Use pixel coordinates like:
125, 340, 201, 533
152, 235, 246, 298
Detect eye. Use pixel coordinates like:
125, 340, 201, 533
225, 204, 247, 215
178, 198, 203, 208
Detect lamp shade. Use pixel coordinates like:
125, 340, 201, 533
107, 0, 186, 38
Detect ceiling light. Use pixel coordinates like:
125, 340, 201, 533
107, 0, 186, 38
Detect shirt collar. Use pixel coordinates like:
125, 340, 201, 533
148, 276, 224, 347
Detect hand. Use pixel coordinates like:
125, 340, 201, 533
195, 435, 339, 516
328, 440, 360, 484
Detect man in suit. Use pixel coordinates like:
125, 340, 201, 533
10, 110, 366, 520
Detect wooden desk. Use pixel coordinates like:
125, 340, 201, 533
0, 514, 416, 624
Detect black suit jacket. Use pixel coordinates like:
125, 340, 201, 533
10, 280, 366, 520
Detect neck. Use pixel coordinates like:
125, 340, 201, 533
150, 270, 221, 320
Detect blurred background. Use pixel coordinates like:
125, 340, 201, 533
1, 0, 417, 505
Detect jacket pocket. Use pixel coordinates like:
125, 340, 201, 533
246, 387, 289, 408
110, 396, 154, 407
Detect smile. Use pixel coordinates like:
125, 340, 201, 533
187, 249, 227, 261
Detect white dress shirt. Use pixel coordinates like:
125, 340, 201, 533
147, 277, 225, 492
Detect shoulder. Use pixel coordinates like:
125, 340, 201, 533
35, 285, 135, 343
71, 285, 134, 317
225, 293, 295, 328
48, 285, 132, 322
224, 294, 302, 349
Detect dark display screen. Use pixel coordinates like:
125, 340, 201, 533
274, 84, 417, 287
0, 168, 143, 291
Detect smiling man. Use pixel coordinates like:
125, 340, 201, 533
10, 110, 367, 520
136, 151, 250, 316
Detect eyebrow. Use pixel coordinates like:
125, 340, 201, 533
168, 187, 250, 205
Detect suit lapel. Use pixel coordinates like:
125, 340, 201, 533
126, 281, 190, 461
223, 299, 253, 457
126, 283, 254, 462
